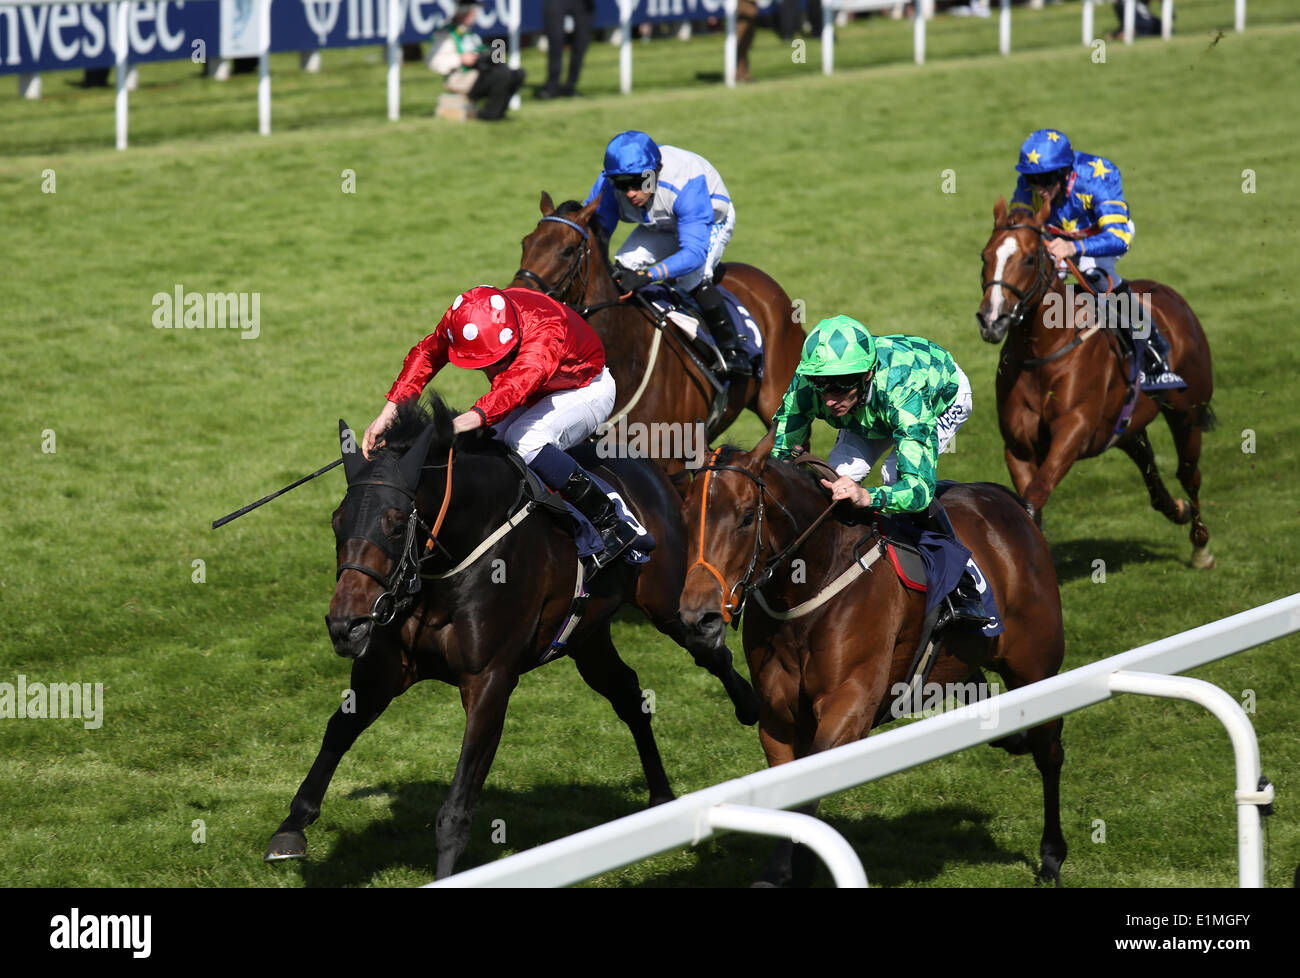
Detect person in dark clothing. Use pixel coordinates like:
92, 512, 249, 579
430, 0, 524, 121
537, 0, 594, 99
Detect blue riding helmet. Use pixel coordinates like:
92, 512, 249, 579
1015, 128, 1074, 175
602, 131, 662, 178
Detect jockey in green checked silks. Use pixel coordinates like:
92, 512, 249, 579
768, 316, 991, 627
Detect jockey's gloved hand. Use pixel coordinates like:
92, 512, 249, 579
613, 266, 654, 295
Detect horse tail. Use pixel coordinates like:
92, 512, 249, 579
1197, 402, 1218, 433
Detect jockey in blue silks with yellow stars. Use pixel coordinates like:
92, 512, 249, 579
1009, 128, 1171, 373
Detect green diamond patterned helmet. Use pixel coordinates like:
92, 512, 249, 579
796, 316, 878, 377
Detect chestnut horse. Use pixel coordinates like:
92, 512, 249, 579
511, 193, 805, 477
678, 438, 1067, 887
977, 198, 1216, 568
265, 396, 757, 880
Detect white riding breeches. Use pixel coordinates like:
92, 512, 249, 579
493, 367, 617, 464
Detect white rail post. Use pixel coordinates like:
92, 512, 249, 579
258, 0, 271, 135
821, 2, 833, 75
1235, 0, 1245, 32
113, 1, 129, 150
1082, 0, 1094, 45
706, 805, 868, 887
18, 73, 41, 99
508, 0, 521, 111
1123, 0, 1135, 44
386, 0, 400, 120
1108, 671, 1274, 888
998, 0, 1010, 56
300, 51, 322, 72
1161, 0, 1172, 40
619, 0, 632, 93
724, 0, 736, 88
914, 4, 925, 65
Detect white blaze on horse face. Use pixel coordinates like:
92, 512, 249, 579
989, 238, 1019, 321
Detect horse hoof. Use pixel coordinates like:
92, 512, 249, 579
1191, 546, 1215, 570
734, 686, 760, 727
264, 831, 308, 862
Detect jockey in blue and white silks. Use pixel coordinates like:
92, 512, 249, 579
584, 130, 750, 375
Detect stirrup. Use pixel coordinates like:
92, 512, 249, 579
588, 520, 640, 569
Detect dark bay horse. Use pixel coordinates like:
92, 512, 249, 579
511, 192, 805, 477
265, 396, 757, 879
977, 197, 1216, 568
678, 437, 1067, 887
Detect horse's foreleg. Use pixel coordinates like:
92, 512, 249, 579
1021, 414, 1093, 516
1118, 429, 1187, 525
1004, 447, 1041, 525
265, 663, 400, 861
570, 627, 674, 805
435, 669, 518, 880
1164, 407, 1214, 567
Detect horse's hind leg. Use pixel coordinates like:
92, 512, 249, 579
991, 716, 1067, 886
1163, 405, 1214, 568
570, 624, 674, 806
265, 656, 402, 862
435, 668, 519, 879
1118, 429, 1188, 526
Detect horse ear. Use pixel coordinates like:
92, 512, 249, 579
397, 422, 438, 491
579, 192, 602, 222
340, 419, 367, 484
1035, 197, 1051, 226
750, 428, 776, 471
539, 191, 555, 216
994, 196, 1007, 224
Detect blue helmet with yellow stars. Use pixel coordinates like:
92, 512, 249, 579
1016, 129, 1074, 175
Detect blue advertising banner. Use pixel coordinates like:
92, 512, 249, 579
1, 0, 783, 75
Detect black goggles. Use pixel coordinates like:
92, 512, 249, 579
1024, 169, 1067, 188
610, 174, 645, 192
809, 374, 866, 396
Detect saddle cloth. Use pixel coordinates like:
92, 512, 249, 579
874, 483, 1004, 638
638, 281, 765, 376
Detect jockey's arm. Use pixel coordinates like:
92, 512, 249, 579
365, 321, 455, 457
864, 391, 940, 514
583, 174, 620, 238
470, 313, 567, 426
769, 375, 817, 460
1077, 158, 1132, 259
647, 176, 713, 283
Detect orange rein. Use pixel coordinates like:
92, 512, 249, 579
687, 447, 743, 623
424, 445, 455, 552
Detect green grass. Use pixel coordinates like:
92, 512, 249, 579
2, 5, 1299, 888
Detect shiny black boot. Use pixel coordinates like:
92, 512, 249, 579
559, 468, 640, 569
692, 282, 751, 377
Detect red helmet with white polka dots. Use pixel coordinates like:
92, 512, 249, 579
444, 286, 520, 368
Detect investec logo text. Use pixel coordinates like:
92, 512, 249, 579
301, 0, 501, 44
152, 285, 261, 339
0, 4, 188, 69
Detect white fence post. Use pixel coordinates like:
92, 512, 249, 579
508, 0, 521, 111
999, 0, 1010, 56
1123, 0, 1135, 44
386, 0, 400, 120
619, 0, 632, 93
1082, 0, 1094, 45
113, 1, 129, 150
724, 0, 736, 88
1235, 0, 1245, 32
257, 0, 270, 135
821, 3, 833, 75
1161, 0, 1173, 40
914, 5, 925, 65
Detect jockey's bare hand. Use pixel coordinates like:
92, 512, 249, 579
820, 475, 872, 508
1046, 237, 1077, 263
452, 411, 482, 435
362, 401, 400, 460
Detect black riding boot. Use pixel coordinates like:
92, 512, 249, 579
691, 282, 751, 377
925, 499, 992, 629
559, 468, 640, 569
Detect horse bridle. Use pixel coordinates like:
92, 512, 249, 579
981, 222, 1056, 333
335, 451, 455, 627
513, 215, 591, 306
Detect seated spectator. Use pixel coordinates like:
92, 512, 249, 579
430, 0, 525, 121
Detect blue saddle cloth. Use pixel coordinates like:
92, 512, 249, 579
560, 470, 654, 565
878, 499, 1005, 638
1133, 330, 1187, 391
638, 283, 764, 374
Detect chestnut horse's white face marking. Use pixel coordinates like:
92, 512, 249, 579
988, 237, 1019, 320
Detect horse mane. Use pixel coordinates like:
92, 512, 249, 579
378, 394, 504, 463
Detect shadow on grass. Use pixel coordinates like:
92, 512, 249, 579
284, 777, 1038, 887
1049, 537, 1176, 585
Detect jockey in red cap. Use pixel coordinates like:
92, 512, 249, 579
362, 285, 639, 567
